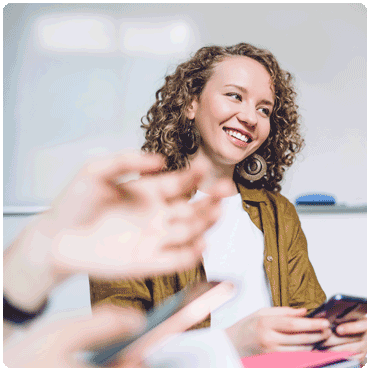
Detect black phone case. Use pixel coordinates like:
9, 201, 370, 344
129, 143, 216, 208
307, 294, 367, 350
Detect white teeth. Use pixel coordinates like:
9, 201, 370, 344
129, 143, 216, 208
225, 129, 250, 143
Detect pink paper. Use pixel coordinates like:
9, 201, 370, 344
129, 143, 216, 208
241, 351, 355, 368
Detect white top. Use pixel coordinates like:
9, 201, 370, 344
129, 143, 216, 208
147, 190, 273, 367
146, 328, 242, 368
193, 190, 272, 329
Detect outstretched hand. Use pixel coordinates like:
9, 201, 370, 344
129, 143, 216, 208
4, 151, 232, 318
43, 151, 231, 278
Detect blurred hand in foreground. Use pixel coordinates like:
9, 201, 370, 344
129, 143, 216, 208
4, 151, 232, 323
3, 305, 145, 368
45, 151, 231, 279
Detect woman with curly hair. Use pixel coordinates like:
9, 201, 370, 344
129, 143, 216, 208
90, 43, 367, 362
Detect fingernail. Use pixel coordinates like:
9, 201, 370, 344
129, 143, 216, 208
336, 326, 344, 334
322, 320, 330, 328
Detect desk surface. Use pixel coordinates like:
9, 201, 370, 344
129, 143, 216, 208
3, 204, 368, 216
295, 204, 367, 214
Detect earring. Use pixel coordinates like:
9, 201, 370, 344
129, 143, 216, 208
236, 154, 267, 182
179, 120, 200, 155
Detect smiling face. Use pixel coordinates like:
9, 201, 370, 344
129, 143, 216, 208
186, 56, 274, 167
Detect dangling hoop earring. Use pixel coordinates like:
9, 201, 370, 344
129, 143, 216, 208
236, 154, 267, 183
179, 120, 200, 155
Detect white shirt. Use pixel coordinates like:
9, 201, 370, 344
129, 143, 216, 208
147, 190, 273, 367
146, 328, 242, 368
194, 190, 272, 329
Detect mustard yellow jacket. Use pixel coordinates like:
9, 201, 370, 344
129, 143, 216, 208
90, 185, 326, 329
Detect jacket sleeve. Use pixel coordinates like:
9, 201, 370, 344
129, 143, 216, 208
89, 268, 211, 330
283, 200, 326, 312
89, 277, 154, 313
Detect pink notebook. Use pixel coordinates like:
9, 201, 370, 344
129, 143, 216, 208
241, 351, 355, 368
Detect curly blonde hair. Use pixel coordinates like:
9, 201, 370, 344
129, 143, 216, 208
141, 43, 304, 192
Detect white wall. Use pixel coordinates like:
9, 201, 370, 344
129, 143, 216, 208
3, 3, 367, 319
4, 3, 366, 207
300, 214, 367, 299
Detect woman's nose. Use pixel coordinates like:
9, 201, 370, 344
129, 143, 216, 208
237, 105, 258, 128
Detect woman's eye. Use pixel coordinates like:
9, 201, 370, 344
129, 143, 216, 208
226, 93, 242, 101
258, 107, 270, 117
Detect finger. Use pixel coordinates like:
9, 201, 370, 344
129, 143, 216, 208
114, 355, 144, 368
168, 243, 204, 270
191, 237, 207, 255
348, 352, 367, 365
176, 202, 221, 238
275, 328, 332, 345
164, 197, 222, 248
270, 316, 330, 333
66, 305, 146, 351
166, 178, 232, 221
189, 196, 223, 231
168, 201, 196, 223
325, 340, 366, 354
83, 151, 165, 181
157, 167, 204, 201
335, 319, 367, 336
274, 344, 315, 352
168, 236, 207, 256
169, 194, 222, 226
321, 333, 364, 347
207, 178, 236, 199
151, 242, 204, 274
257, 306, 308, 317
161, 222, 205, 249
165, 211, 218, 249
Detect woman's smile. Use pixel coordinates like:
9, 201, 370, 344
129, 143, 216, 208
223, 127, 253, 147
186, 55, 274, 166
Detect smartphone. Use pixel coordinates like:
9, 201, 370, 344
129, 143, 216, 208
88, 280, 236, 367
307, 294, 367, 350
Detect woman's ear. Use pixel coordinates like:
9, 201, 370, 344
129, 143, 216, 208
186, 99, 198, 120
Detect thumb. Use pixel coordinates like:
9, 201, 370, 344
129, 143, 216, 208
285, 307, 308, 317
66, 305, 146, 353
83, 151, 165, 181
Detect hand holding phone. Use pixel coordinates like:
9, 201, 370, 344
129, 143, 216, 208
306, 294, 367, 350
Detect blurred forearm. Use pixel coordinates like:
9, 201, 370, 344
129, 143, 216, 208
3, 217, 61, 339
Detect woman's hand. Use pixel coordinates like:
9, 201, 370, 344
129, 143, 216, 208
320, 317, 367, 365
225, 307, 331, 357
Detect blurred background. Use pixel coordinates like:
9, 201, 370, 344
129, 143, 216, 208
3, 3, 366, 320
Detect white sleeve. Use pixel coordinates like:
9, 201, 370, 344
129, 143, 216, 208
144, 328, 243, 368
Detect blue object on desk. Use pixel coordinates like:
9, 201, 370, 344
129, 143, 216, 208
295, 194, 336, 206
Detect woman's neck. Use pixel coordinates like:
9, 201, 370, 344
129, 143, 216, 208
189, 148, 239, 196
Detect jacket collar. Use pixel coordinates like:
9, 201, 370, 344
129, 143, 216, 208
237, 182, 268, 203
